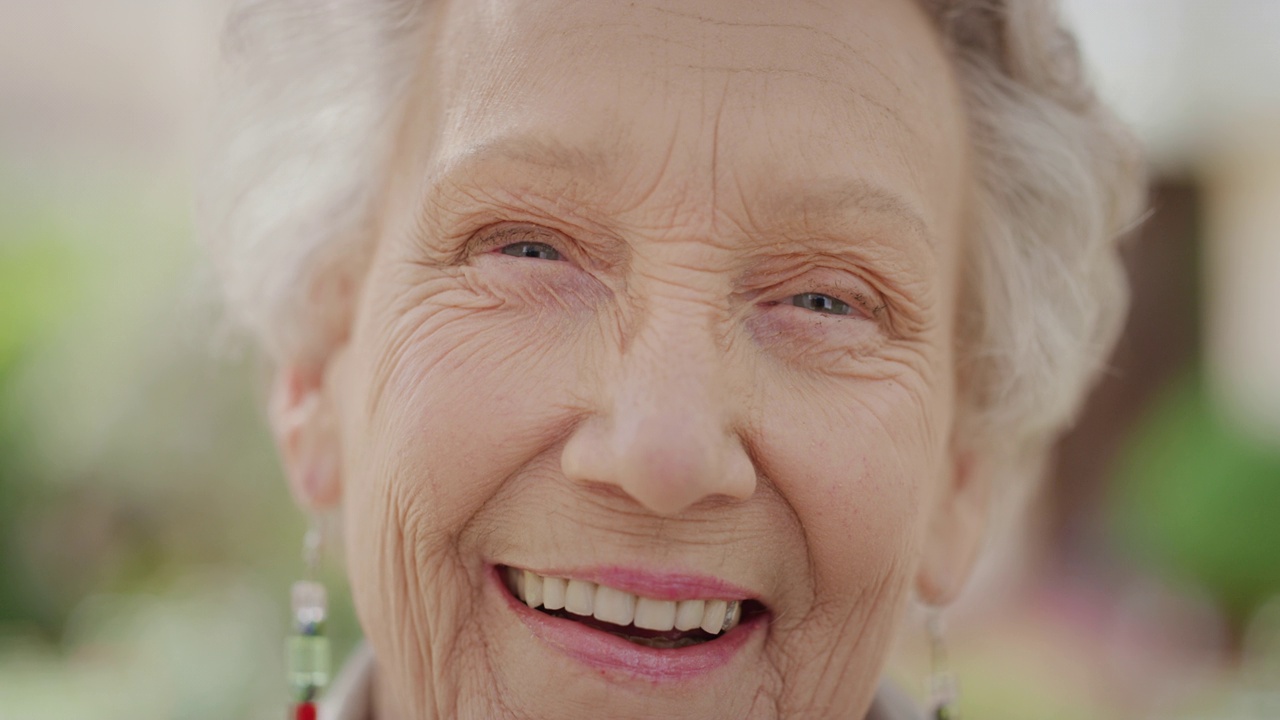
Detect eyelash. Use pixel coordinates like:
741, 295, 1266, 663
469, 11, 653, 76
496, 240, 562, 262
760, 291, 876, 323
474, 222, 580, 265
788, 292, 854, 316
488, 232, 879, 321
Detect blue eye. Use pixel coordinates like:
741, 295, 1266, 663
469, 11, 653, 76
499, 242, 562, 261
791, 292, 852, 316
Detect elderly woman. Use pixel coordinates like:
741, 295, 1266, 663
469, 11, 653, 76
200, 0, 1144, 717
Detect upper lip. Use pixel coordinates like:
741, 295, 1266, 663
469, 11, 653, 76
502, 563, 760, 604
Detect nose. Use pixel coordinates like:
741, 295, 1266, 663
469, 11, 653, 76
561, 306, 757, 516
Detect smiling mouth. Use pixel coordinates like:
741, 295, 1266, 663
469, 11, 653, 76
500, 566, 765, 649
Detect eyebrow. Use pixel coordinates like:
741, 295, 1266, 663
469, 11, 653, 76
753, 177, 933, 250
432, 135, 934, 252
437, 135, 613, 180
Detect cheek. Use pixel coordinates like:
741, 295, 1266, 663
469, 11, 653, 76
342, 270, 591, 553
755, 373, 937, 609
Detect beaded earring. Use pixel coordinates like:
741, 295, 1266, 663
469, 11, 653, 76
926, 611, 960, 720
286, 518, 331, 720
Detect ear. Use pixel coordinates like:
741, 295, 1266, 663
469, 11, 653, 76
915, 445, 992, 605
268, 362, 343, 511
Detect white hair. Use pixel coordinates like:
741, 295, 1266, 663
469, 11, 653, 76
923, 0, 1146, 495
198, 0, 1146, 495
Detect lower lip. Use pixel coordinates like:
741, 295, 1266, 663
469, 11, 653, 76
491, 566, 765, 683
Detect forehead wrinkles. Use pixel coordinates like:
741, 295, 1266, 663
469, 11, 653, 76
426, 0, 961, 241
523, 0, 932, 153
436, 0, 935, 133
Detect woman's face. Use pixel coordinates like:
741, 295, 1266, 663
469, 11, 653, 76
302, 0, 981, 716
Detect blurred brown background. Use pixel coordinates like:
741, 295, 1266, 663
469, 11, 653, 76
1, 2, 1278, 718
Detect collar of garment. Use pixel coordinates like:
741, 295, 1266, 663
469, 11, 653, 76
320, 643, 922, 720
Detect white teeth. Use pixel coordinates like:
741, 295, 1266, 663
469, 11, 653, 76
522, 570, 543, 609
593, 585, 636, 626
564, 579, 596, 616
633, 598, 677, 631
506, 568, 748, 636
542, 576, 567, 611
674, 599, 705, 631
700, 600, 727, 634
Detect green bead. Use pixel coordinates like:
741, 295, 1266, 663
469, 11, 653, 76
286, 634, 331, 700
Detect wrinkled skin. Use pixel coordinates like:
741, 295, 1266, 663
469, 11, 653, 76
273, 0, 989, 717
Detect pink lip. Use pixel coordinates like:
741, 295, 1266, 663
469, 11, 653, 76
510, 564, 757, 602
491, 566, 766, 682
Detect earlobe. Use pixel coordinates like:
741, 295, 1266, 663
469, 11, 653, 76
269, 363, 343, 511
914, 448, 991, 605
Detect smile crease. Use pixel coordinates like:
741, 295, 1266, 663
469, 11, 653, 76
502, 566, 746, 649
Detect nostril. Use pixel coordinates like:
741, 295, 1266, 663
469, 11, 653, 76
560, 416, 611, 485
560, 389, 756, 514
611, 423, 755, 514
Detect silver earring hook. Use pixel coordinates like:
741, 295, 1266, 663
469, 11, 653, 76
302, 515, 323, 578
926, 608, 960, 719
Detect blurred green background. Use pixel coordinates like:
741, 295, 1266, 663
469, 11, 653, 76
0, 168, 363, 718
1, 1, 1278, 719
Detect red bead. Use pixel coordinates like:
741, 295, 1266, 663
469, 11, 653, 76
294, 702, 317, 720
